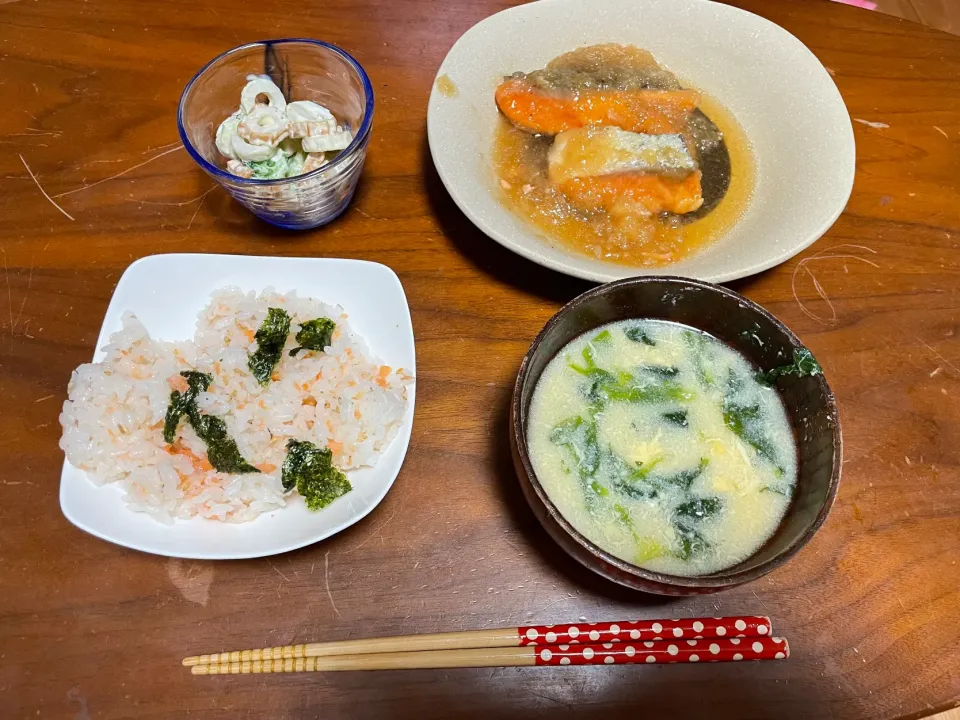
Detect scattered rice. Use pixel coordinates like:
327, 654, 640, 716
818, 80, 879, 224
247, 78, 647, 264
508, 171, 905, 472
59, 288, 413, 524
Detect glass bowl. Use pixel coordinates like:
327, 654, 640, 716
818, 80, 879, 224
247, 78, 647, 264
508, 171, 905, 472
177, 39, 373, 230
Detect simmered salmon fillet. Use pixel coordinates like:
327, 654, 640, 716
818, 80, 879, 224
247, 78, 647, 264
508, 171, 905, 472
495, 77, 700, 136
558, 172, 704, 216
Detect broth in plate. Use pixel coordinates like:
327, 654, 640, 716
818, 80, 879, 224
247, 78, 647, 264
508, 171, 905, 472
493, 44, 755, 268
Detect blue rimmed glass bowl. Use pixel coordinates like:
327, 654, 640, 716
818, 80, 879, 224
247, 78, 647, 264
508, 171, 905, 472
178, 39, 374, 230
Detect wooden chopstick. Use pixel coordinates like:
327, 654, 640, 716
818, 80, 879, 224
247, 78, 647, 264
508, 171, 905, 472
183, 616, 772, 667
191, 636, 789, 673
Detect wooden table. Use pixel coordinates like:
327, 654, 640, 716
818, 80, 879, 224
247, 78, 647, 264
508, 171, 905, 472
1, 0, 959, 717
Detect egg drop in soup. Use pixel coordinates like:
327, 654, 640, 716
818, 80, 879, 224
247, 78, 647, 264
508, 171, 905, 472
527, 320, 796, 577
493, 44, 755, 268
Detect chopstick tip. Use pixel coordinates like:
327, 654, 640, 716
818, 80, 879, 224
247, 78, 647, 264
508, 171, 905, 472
182, 656, 200, 667
191, 665, 210, 675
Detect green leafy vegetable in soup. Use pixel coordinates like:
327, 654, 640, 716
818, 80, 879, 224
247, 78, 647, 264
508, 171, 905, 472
757, 348, 822, 385
248, 307, 291, 384
290, 317, 337, 357
661, 410, 688, 428
282, 439, 352, 510
624, 325, 656, 346
528, 319, 797, 577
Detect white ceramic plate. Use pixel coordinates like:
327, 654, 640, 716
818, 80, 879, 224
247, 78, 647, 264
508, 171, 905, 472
427, 0, 856, 283
59, 254, 416, 560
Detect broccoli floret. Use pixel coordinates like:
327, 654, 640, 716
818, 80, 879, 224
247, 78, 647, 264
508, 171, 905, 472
281, 439, 352, 511
247, 151, 292, 180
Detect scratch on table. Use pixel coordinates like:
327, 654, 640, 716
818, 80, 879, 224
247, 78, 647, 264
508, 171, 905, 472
933, 126, 949, 139
186, 190, 212, 230
853, 118, 889, 129
347, 500, 401, 552
9, 129, 62, 138
354, 207, 382, 220
52, 144, 183, 200
141, 186, 216, 207
324, 551, 341, 617
268, 560, 290, 583
915, 337, 960, 377
791, 244, 879, 325
34, 394, 55, 403
2, 247, 12, 339
528, 689, 572, 709
11, 252, 33, 338
19, 154, 75, 221
751, 588, 770, 612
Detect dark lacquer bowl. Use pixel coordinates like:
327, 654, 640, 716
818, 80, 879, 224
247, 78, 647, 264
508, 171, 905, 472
510, 276, 842, 596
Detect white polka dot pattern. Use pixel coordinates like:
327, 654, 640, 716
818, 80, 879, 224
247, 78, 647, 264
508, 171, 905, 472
529, 636, 789, 666
517, 617, 773, 646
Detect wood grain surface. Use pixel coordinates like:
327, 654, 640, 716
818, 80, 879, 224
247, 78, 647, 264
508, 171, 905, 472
1, 0, 959, 718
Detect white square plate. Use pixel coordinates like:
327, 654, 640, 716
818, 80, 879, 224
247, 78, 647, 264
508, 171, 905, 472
59, 254, 416, 559
427, 0, 856, 283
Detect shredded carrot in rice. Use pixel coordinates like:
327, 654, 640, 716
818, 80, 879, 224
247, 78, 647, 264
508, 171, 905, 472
168, 443, 214, 473
327, 439, 343, 455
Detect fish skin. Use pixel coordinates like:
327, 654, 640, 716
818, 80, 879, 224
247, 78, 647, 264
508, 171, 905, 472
494, 76, 700, 135
548, 126, 698, 184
